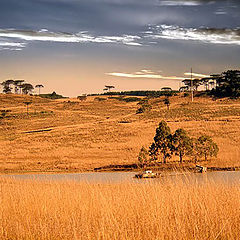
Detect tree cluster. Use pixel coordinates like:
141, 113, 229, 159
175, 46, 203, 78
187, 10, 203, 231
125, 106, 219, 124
210, 70, 240, 98
1, 79, 44, 95
182, 70, 240, 98
138, 121, 218, 166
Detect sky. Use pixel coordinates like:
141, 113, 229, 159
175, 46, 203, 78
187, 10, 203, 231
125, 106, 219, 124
0, 0, 240, 96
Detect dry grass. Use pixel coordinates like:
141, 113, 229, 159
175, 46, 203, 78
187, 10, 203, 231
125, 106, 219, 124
0, 94, 240, 172
0, 177, 239, 239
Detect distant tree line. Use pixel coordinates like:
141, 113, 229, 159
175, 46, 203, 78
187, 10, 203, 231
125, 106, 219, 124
138, 121, 218, 166
1, 79, 44, 95
89, 90, 178, 98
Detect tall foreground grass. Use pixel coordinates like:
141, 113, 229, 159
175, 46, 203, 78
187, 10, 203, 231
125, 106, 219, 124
0, 177, 239, 239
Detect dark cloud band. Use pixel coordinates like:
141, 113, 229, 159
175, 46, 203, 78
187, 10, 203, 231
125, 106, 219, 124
145, 25, 240, 45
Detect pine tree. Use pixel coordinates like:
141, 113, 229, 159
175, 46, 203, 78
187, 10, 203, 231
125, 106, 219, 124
195, 135, 219, 161
138, 146, 149, 167
149, 120, 172, 163
172, 129, 193, 163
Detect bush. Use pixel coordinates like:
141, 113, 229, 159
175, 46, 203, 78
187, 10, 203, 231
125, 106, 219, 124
94, 97, 106, 102
77, 96, 87, 101
40, 92, 67, 99
136, 103, 152, 114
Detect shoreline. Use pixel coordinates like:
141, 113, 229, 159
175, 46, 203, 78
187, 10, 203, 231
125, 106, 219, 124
1, 164, 240, 175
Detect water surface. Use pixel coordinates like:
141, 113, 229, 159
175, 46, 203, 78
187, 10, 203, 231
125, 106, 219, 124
1, 171, 240, 185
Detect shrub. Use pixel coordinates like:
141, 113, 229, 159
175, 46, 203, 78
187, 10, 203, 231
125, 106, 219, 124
94, 97, 106, 101
77, 95, 87, 101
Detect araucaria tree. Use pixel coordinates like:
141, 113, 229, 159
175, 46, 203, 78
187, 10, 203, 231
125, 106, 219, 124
164, 97, 170, 110
35, 84, 44, 95
172, 129, 193, 163
1, 80, 14, 93
212, 70, 240, 98
22, 83, 34, 95
149, 120, 172, 163
195, 135, 219, 161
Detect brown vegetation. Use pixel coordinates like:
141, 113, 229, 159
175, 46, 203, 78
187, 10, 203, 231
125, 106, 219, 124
0, 93, 240, 173
0, 177, 239, 239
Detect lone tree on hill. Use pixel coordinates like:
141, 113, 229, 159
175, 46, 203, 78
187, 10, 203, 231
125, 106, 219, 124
23, 101, 32, 115
172, 129, 193, 163
164, 97, 170, 110
149, 120, 172, 163
104, 85, 115, 93
195, 135, 219, 161
35, 84, 44, 95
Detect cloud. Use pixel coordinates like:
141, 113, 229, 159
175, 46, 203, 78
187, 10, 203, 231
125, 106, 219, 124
184, 72, 210, 78
214, 10, 227, 15
0, 39, 26, 51
145, 25, 240, 45
106, 70, 185, 80
0, 29, 142, 48
158, 0, 219, 6
159, 1, 202, 6
106, 69, 212, 81
1, 23, 240, 52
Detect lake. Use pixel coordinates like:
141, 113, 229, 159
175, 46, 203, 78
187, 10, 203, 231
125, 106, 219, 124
1, 171, 240, 185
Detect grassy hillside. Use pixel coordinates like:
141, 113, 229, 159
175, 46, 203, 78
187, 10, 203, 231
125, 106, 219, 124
0, 93, 240, 173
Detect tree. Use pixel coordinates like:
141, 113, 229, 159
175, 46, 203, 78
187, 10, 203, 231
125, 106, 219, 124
22, 83, 34, 95
103, 88, 109, 92
23, 101, 32, 115
1, 80, 14, 93
138, 146, 149, 167
77, 95, 87, 101
179, 86, 189, 92
182, 78, 201, 91
14, 80, 25, 94
211, 70, 240, 98
105, 85, 115, 93
149, 120, 172, 163
161, 87, 172, 92
164, 97, 170, 110
35, 84, 44, 95
172, 129, 193, 163
201, 78, 211, 91
195, 135, 219, 161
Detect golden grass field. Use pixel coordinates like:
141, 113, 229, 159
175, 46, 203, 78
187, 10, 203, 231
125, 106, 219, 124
0, 93, 240, 172
0, 177, 239, 239
1, 95, 240, 239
